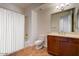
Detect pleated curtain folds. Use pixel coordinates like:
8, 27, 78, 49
0, 8, 24, 54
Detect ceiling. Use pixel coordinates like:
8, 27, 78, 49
0, 3, 44, 14
13, 3, 43, 9
10, 3, 44, 11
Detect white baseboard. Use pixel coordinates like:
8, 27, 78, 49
0, 53, 6, 56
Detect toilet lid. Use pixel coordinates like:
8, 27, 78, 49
35, 40, 43, 45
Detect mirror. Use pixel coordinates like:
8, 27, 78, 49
77, 12, 79, 32
51, 8, 74, 33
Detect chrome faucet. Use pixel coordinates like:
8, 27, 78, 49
59, 30, 65, 35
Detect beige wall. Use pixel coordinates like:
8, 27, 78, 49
24, 10, 38, 46
25, 16, 29, 35
37, 10, 50, 36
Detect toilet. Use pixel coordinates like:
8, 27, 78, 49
34, 35, 45, 49
34, 39, 44, 49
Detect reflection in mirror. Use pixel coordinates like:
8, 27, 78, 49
51, 9, 73, 33
77, 13, 79, 32
59, 14, 72, 32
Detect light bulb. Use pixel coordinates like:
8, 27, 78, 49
56, 6, 60, 9
60, 4, 65, 7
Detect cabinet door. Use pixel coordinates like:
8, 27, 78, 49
47, 36, 59, 55
76, 44, 79, 55
72, 39, 79, 55
59, 37, 76, 56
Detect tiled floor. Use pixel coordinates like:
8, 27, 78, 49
8, 47, 50, 56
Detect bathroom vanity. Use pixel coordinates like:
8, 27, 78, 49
47, 32, 79, 56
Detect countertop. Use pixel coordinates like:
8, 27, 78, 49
48, 32, 79, 39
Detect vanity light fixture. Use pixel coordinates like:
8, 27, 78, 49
56, 3, 70, 11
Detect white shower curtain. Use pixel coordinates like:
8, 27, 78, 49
0, 8, 24, 54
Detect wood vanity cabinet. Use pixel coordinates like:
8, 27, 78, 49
47, 35, 79, 56
47, 36, 60, 55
